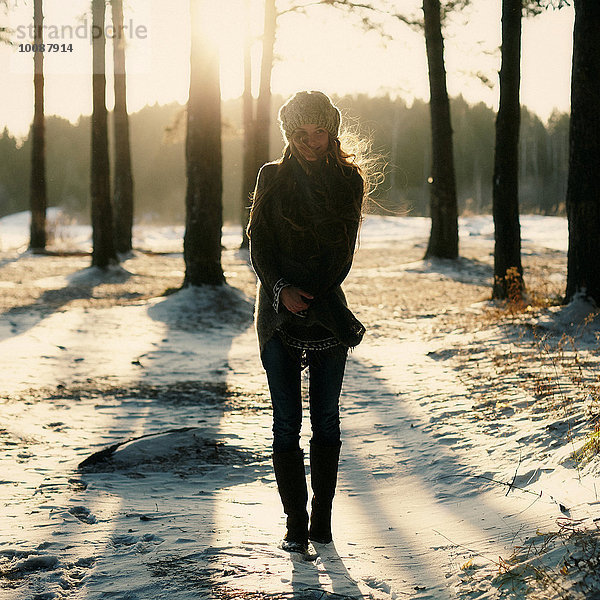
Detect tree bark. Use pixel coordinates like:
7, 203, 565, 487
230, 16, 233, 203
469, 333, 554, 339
492, 0, 524, 300
111, 0, 134, 254
183, 0, 224, 286
29, 0, 47, 252
240, 0, 255, 250
423, 0, 459, 259
565, 0, 600, 304
253, 0, 276, 175
91, 0, 117, 268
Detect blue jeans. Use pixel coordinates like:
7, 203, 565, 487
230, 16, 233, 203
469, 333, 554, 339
261, 334, 348, 453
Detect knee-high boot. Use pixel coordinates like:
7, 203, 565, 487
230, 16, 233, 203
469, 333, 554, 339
272, 449, 309, 549
308, 441, 341, 544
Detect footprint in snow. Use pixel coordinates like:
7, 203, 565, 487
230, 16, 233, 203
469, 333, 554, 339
110, 533, 165, 554
68, 506, 97, 524
111, 533, 164, 547
363, 576, 394, 596
2, 553, 59, 575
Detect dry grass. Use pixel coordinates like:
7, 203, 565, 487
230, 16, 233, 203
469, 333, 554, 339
492, 520, 600, 599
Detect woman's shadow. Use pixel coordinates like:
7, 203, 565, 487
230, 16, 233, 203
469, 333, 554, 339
288, 540, 365, 598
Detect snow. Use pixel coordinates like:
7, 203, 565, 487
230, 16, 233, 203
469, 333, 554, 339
0, 209, 568, 253
0, 210, 599, 600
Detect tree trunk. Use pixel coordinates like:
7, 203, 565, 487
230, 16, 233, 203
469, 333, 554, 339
183, 0, 224, 286
111, 0, 134, 254
91, 0, 117, 268
565, 0, 600, 304
240, 0, 255, 250
29, 0, 47, 252
423, 0, 459, 259
492, 0, 524, 300
253, 0, 276, 174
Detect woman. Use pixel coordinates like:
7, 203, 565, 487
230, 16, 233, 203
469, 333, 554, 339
247, 91, 365, 556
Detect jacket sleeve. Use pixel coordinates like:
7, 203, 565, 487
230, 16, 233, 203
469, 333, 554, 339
249, 164, 290, 312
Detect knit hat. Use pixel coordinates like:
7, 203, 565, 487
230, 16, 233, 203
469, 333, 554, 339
278, 91, 341, 143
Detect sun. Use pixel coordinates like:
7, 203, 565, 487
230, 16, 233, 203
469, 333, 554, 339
186, 0, 267, 100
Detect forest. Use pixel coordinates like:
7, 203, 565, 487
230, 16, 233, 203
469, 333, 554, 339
0, 95, 569, 222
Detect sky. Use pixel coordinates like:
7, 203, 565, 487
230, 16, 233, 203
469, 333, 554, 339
0, 0, 574, 139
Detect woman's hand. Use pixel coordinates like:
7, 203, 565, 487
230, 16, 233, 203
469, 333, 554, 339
280, 286, 314, 314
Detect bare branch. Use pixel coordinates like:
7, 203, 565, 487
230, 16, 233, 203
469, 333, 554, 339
474, 70, 495, 89
277, 0, 422, 31
0, 27, 14, 45
0, 0, 14, 45
331, 1, 423, 29
523, 0, 571, 15
277, 1, 324, 17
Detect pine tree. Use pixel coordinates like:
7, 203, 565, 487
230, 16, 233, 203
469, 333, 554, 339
492, 0, 524, 300
240, 0, 256, 249
240, 0, 276, 249
29, 0, 47, 252
91, 0, 117, 268
111, 0, 134, 254
565, 0, 600, 304
183, 0, 225, 286
423, 0, 459, 259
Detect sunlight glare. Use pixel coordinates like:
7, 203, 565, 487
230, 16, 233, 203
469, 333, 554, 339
0, 0, 575, 138
190, 0, 257, 99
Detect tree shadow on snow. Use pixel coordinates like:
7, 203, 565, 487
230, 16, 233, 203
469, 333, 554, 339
405, 256, 492, 287
72, 283, 273, 598
329, 352, 567, 599
0, 264, 133, 342
1, 282, 273, 600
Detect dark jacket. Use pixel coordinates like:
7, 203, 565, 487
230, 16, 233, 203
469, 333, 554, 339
249, 157, 365, 352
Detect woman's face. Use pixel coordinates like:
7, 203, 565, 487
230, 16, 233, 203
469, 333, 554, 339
292, 124, 330, 162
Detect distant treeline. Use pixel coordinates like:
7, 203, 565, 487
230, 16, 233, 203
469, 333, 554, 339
0, 95, 569, 223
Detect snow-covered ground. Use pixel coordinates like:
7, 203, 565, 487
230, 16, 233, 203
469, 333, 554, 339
0, 211, 598, 600
0, 209, 569, 254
